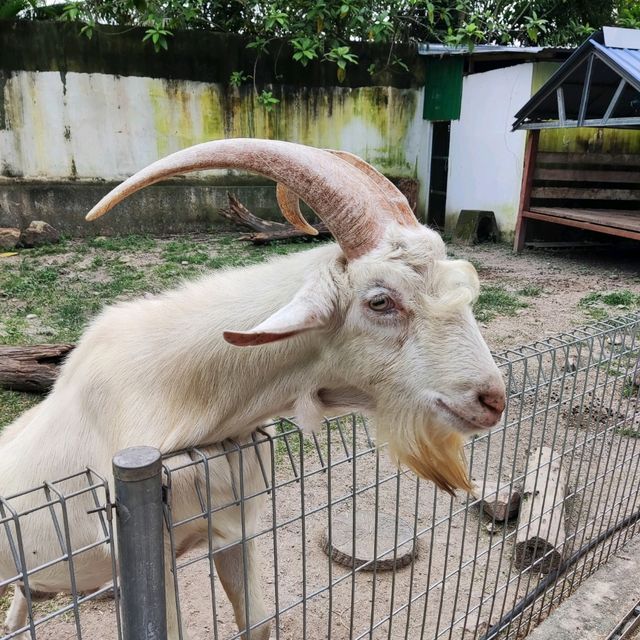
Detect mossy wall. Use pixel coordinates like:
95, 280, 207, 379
0, 22, 430, 232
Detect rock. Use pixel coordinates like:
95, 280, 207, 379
0, 227, 21, 250
565, 356, 578, 372
472, 480, 521, 522
20, 221, 61, 248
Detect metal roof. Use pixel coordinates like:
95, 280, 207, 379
512, 27, 640, 130
417, 43, 564, 56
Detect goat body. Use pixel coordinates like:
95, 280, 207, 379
1, 140, 506, 639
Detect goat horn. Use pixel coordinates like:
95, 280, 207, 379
86, 139, 397, 260
326, 150, 418, 226
275, 183, 319, 236
274, 150, 420, 236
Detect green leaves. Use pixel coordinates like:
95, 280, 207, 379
229, 70, 250, 87
142, 15, 173, 53
291, 36, 320, 66
325, 45, 358, 82
257, 89, 280, 112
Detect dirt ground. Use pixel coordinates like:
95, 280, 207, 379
1, 239, 640, 640
449, 243, 640, 350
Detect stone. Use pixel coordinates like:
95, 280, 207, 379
453, 210, 500, 245
472, 480, 521, 522
20, 221, 61, 248
321, 510, 417, 571
0, 228, 21, 250
565, 356, 578, 372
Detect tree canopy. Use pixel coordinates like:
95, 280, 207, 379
4, 0, 640, 84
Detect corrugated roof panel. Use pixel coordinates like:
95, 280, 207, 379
512, 28, 640, 130
592, 40, 640, 91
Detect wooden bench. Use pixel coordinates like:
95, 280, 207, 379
514, 132, 640, 251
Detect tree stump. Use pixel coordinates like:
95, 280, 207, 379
514, 447, 567, 573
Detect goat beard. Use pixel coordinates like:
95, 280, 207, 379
376, 403, 473, 495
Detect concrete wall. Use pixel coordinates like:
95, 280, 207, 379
0, 23, 430, 236
445, 63, 534, 240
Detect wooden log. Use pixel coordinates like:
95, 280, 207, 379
220, 192, 330, 243
0, 344, 75, 393
238, 227, 332, 244
515, 447, 567, 573
219, 193, 290, 232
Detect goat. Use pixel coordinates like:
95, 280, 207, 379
0, 139, 506, 640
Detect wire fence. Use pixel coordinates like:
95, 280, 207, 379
1, 313, 639, 640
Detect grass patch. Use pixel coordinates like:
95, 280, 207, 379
474, 286, 528, 322
518, 285, 542, 297
616, 426, 640, 437
89, 235, 157, 252
579, 290, 640, 321
0, 390, 40, 429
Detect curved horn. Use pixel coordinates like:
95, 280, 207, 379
276, 183, 318, 236
326, 150, 418, 226
273, 150, 419, 236
86, 139, 397, 260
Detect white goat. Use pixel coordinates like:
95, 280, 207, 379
0, 139, 505, 640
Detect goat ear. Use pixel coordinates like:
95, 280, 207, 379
223, 287, 332, 347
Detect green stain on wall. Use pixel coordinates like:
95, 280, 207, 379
199, 86, 224, 141
145, 79, 418, 176
539, 126, 640, 154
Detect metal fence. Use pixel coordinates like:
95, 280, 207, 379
1, 313, 639, 640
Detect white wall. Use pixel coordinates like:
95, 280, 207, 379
445, 63, 533, 237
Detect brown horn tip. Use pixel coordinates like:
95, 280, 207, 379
276, 184, 319, 236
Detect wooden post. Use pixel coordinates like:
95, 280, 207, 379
515, 446, 567, 573
513, 129, 539, 253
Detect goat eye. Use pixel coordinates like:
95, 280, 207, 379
368, 294, 394, 312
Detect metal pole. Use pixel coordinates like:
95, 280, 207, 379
113, 446, 167, 640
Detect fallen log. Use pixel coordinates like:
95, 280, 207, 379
514, 447, 567, 573
0, 344, 75, 393
220, 193, 330, 243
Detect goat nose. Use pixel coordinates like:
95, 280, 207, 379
478, 387, 506, 415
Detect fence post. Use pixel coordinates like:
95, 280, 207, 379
113, 446, 167, 640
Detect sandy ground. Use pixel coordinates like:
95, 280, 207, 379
2, 241, 640, 640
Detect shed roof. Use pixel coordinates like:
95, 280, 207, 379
512, 27, 640, 130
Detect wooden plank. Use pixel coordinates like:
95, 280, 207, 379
530, 207, 640, 231
514, 130, 539, 253
534, 168, 640, 183
531, 186, 640, 200
537, 152, 640, 167
522, 209, 640, 241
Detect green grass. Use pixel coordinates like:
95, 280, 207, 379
616, 426, 640, 438
579, 290, 640, 320
474, 286, 528, 322
0, 390, 39, 428
518, 285, 542, 297
88, 234, 157, 252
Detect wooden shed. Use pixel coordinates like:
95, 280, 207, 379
512, 27, 640, 251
